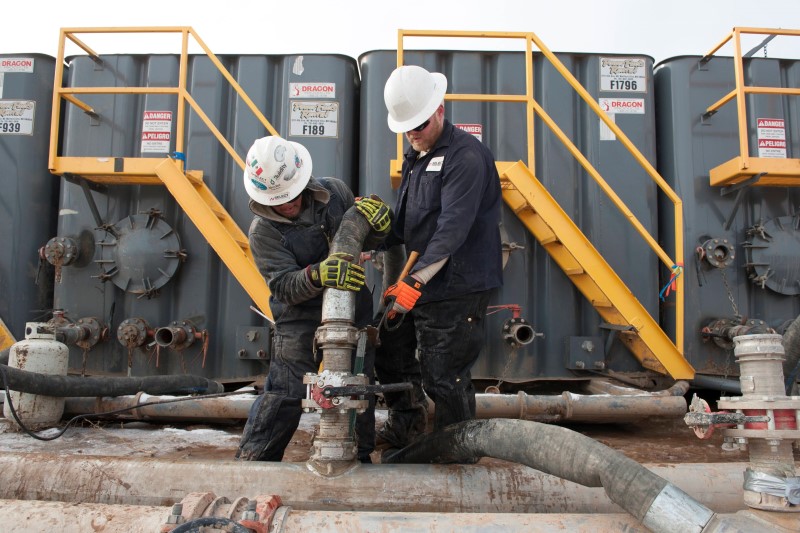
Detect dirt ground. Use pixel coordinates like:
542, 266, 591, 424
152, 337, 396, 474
1, 408, 785, 465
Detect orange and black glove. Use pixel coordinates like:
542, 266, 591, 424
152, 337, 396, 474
383, 275, 424, 316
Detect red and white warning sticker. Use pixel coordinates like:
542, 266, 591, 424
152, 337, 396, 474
455, 123, 483, 142
757, 118, 786, 158
141, 110, 172, 153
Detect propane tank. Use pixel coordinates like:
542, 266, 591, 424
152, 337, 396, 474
3, 322, 69, 428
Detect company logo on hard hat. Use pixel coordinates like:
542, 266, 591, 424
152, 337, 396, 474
247, 157, 268, 190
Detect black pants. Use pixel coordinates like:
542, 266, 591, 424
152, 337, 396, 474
237, 328, 376, 461
375, 290, 491, 440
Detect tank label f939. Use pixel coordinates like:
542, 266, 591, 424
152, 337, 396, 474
600, 57, 647, 93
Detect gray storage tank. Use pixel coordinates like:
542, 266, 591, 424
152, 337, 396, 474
54, 52, 359, 380
360, 49, 661, 383
655, 54, 800, 376
0, 54, 60, 341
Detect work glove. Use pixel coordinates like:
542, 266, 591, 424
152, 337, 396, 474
355, 195, 391, 235
309, 253, 366, 291
383, 275, 424, 316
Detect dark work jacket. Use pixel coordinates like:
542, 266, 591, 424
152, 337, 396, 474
249, 177, 373, 337
388, 120, 503, 303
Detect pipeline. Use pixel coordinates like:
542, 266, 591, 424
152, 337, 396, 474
61, 386, 687, 423
0, 363, 223, 396
304, 206, 373, 472
0, 452, 750, 513
384, 418, 715, 533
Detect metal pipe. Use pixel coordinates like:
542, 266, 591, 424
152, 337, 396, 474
307, 207, 373, 471
63, 389, 686, 424
0, 452, 748, 514
1, 499, 794, 533
0, 499, 648, 532
1, 499, 795, 533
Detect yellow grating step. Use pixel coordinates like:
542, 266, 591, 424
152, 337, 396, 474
50, 156, 273, 321
498, 160, 694, 380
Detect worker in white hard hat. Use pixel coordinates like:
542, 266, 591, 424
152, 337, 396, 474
236, 136, 391, 463
376, 65, 503, 457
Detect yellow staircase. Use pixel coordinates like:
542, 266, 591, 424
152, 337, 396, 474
500, 161, 693, 379
48, 28, 276, 321
392, 30, 694, 380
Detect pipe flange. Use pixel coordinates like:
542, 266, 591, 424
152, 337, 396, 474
75, 317, 105, 351
502, 317, 538, 347
44, 236, 79, 268
700, 238, 735, 269
117, 317, 151, 348
314, 325, 359, 348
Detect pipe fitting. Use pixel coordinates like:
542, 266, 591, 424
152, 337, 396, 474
117, 318, 153, 350
502, 317, 539, 347
155, 321, 198, 351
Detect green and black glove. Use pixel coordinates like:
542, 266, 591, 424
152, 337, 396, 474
309, 253, 366, 291
355, 195, 391, 235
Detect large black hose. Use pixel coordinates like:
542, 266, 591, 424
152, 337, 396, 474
384, 419, 714, 530
0, 363, 223, 396
329, 205, 373, 257
782, 314, 800, 394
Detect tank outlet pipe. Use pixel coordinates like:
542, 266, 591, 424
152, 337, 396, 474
0, 363, 223, 397
117, 318, 154, 350
384, 418, 716, 533
154, 321, 201, 351
306, 207, 374, 472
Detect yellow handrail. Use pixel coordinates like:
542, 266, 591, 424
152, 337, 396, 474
48, 27, 280, 173
395, 29, 684, 351
701, 27, 800, 172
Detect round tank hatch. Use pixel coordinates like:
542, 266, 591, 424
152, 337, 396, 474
96, 211, 184, 297
746, 215, 800, 296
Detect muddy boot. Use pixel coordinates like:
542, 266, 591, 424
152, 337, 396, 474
377, 403, 428, 449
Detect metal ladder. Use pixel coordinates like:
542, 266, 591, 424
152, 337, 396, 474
499, 161, 694, 379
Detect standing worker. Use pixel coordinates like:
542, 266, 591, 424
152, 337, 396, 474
376, 65, 503, 451
236, 136, 391, 463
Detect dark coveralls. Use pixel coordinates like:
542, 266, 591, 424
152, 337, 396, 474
376, 120, 503, 446
237, 177, 375, 462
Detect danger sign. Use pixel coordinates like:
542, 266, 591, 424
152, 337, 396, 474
757, 117, 786, 158
141, 110, 172, 153
455, 123, 483, 142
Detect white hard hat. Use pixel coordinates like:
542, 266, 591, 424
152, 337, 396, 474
384, 65, 447, 133
243, 136, 313, 206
